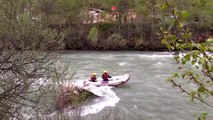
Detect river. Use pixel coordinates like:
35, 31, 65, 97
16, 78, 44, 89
56, 51, 213, 120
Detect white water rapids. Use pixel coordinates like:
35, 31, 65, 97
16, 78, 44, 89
30, 51, 213, 120
40, 80, 120, 119
74, 81, 120, 116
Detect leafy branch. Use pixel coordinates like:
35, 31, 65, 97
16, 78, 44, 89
161, 0, 213, 109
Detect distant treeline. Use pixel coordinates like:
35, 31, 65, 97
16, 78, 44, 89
50, 22, 213, 51
1, 0, 212, 51
24, 0, 212, 51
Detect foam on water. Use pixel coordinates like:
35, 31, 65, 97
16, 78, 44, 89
118, 61, 128, 66
74, 80, 120, 116
41, 80, 120, 119
154, 62, 162, 66
139, 54, 173, 59
73, 85, 120, 116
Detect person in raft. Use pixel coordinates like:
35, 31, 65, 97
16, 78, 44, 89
102, 70, 111, 81
90, 72, 97, 82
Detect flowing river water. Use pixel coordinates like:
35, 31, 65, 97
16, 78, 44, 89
54, 51, 213, 120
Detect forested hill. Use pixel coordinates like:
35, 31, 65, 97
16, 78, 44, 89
1, 0, 213, 50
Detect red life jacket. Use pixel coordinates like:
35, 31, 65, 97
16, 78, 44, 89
102, 73, 109, 81
90, 76, 96, 82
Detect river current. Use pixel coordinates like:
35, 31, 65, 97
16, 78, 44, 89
56, 51, 213, 120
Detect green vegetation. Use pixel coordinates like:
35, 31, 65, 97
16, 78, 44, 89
0, 0, 212, 119
11, 0, 212, 50
160, 0, 213, 120
0, 0, 66, 119
88, 26, 99, 47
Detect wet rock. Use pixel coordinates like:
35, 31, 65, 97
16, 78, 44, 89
56, 84, 94, 111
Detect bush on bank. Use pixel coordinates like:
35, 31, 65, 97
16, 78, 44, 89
52, 22, 212, 51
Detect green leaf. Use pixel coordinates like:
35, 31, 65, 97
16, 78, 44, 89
189, 91, 196, 102
161, 38, 167, 44
179, 23, 184, 28
170, 35, 177, 42
211, 90, 213, 96
192, 51, 198, 59
184, 54, 191, 61
198, 87, 205, 93
172, 73, 179, 78
201, 112, 208, 120
160, 4, 168, 11
181, 10, 190, 20
182, 58, 187, 64
163, 31, 168, 34
167, 77, 172, 82
209, 64, 213, 72
191, 59, 197, 65
200, 57, 206, 68
181, 73, 186, 79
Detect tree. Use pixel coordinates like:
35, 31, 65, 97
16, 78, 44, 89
0, 0, 65, 119
160, 0, 213, 119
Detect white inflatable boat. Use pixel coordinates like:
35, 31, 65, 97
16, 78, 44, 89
83, 74, 130, 87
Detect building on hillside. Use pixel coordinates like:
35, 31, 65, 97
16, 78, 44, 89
83, 8, 136, 24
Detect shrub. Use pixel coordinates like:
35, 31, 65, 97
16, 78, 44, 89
106, 33, 123, 49
88, 26, 99, 47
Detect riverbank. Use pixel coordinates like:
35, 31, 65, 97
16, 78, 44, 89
51, 22, 212, 51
